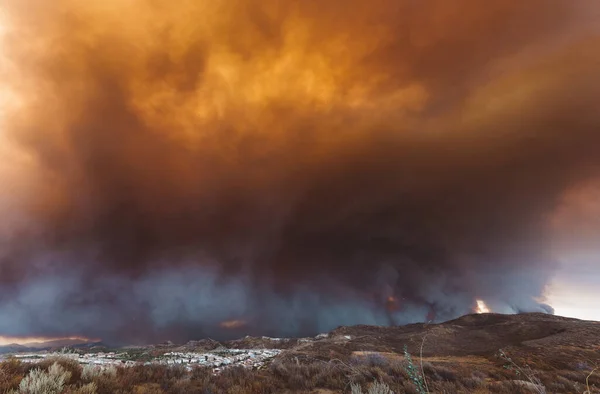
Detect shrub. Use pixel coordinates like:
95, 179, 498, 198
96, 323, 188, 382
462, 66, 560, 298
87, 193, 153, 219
81, 364, 117, 381
350, 380, 393, 394
0, 358, 24, 392
132, 382, 164, 393
76, 382, 98, 394
351, 382, 362, 394
19, 362, 72, 394
367, 380, 393, 394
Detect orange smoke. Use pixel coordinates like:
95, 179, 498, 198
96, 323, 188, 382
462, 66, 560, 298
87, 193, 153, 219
0, 0, 598, 341
0, 336, 98, 346
0, 0, 594, 271
0, 0, 592, 188
0, 0, 596, 230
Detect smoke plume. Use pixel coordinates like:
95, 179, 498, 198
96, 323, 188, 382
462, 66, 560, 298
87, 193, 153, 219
0, 0, 599, 343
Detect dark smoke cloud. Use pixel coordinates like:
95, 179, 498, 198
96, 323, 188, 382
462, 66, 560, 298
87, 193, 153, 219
0, 0, 599, 343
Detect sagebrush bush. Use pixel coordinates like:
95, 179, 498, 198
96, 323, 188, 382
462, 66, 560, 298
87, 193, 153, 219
32, 356, 81, 383
368, 380, 394, 394
350, 380, 393, 394
19, 362, 72, 394
351, 382, 362, 394
81, 364, 117, 381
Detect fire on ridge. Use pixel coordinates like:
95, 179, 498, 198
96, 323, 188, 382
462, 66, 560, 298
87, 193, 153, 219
474, 300, 491, 314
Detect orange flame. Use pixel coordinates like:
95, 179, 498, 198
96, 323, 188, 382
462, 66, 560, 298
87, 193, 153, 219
474, 299, 491, 314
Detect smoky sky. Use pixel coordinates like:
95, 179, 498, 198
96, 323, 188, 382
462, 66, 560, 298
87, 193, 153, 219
0, 0, 599, 343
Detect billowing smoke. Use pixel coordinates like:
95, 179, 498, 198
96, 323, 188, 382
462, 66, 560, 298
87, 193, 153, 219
0, 0, 599, 344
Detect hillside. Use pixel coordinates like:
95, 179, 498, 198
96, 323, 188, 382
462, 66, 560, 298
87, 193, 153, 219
0, 340, 103, 355
1, 313, 599, 393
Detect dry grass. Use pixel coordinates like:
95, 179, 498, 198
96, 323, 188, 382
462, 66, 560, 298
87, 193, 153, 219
0, 351, 597, 393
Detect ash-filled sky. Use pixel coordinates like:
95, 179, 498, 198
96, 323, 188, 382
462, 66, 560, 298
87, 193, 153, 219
0, 0, 599, 345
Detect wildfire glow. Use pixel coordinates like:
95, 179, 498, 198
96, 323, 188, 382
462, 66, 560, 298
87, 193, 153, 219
0, 336, 98, 347
475, 300, 491, 314
385, 296, 402, 312
219, 320, 247, 329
